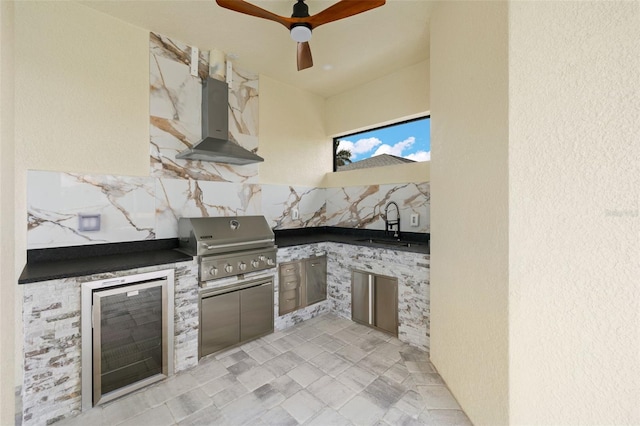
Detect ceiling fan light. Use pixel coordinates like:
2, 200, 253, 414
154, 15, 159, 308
290, 25, 312, 42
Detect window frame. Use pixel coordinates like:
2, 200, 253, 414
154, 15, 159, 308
332, 115, 430, 172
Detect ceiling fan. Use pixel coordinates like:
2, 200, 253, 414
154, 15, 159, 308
216, 0, 386, 71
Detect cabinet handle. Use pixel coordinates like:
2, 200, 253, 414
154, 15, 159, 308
285, 298, 296, 302
369, 275, 374, 325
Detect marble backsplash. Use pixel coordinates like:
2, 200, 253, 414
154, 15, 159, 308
325, 182, 430, 232
27, 170, 429, 249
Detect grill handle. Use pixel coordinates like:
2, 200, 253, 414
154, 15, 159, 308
200, 278, 271, 298
201, 238, 275, 251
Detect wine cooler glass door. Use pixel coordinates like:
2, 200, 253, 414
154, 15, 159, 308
92, 279, 169, 406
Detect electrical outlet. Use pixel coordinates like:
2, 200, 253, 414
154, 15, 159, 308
292, 208, 299, 220
78, 213, 101, 232
410, 213, 419, 227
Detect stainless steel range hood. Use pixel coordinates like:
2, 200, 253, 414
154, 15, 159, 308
176, 77, 264, 165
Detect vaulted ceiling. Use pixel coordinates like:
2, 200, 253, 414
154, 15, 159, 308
79, 0, 433, 98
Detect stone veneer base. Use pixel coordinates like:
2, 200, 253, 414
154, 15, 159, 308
19, 243, 429, 426
20, 260, 198, 426
326, 242, 430, 350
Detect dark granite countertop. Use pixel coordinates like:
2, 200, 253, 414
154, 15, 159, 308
275, 227, 430, 255
19, 228, 428, 285
18, 239, 193, 284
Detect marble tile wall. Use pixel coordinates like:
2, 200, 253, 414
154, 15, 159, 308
325, 182, 430, 233
27, 172, 156, 248
27, 172, 429, 249
20, 261, 198, 426
155, 179, 261, 239
26, 172, 262, 249
261, 185, 326, 230
149, 32, 260, 184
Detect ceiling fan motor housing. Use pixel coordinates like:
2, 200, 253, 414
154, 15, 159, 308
292, 0, 310, 18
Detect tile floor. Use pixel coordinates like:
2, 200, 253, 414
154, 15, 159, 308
60, 314, 471, 426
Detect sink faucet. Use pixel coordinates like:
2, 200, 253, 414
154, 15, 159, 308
384, 201, 401, 240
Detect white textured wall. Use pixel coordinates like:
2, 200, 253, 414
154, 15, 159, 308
259, 75, 330, 187
509, 2, 640, 424
14, 2, 149, 176
0, 2, 16, 424
321, 161, 430, 188
429, 2, 509, 425
325, 60, 429, 137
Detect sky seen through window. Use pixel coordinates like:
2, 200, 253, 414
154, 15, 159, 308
336, 116, 431, 164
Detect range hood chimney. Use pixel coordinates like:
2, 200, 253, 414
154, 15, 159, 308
176, 77, 264, 165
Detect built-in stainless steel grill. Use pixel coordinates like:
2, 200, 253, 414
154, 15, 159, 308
179, 216, 277, 359
177, 216, 277, 283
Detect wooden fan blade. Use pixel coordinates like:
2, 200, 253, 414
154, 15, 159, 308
297, 42, 313, 71
307, 0, 385, 28
216, 0, 291, 28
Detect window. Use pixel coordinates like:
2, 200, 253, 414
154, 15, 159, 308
333, 116, 430, 172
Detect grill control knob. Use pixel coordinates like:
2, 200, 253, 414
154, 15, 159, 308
258, 255, 266, 262
238, 262, 247, 271
266, 257, 275, 266
251, 260, 260, 268
209, 266, 218, 277
224, 264, 233, 273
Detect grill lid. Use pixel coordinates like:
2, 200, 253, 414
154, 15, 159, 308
177, 216, 275, 256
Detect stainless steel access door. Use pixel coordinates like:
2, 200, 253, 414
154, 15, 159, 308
352, 271, 372, 325
373, 275, 398, 335
351, 270, 398, 336
305, 256, 327, 306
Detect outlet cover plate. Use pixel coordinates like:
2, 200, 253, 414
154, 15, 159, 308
78, 213, 101, 232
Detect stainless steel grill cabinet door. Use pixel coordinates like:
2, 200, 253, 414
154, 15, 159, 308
200, 291, 241, 357
240, 282, 274, 341
199, 277, 274, 358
